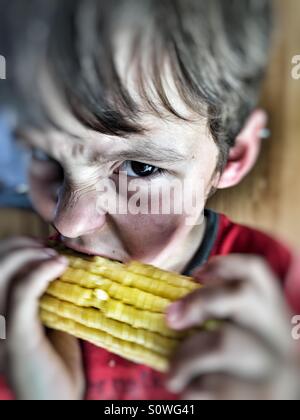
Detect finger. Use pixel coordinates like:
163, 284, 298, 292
166, 324, 275, 394
0, 237, 46, 254
7, 257, 68, 350
47, 331, 84, 392
166, 274, 291, 354
167, 287, 291, 356
182, 376, 219, 400
0, 248, 60, 278
182, 374, 262, 400
0, 248, 61, 310
167, 284, 244, 329
182, 385, 215, 400
9, 256, 68, 318
193, 255, 282, 301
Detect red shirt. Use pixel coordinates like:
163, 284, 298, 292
0, 211, 298, 400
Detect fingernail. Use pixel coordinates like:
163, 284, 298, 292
167, 302, 183, 325
193, 266, 207, 277
192, 266, 214, 283
44, 249, 58, 257
194, 263, 213, 274
56, 256, 68, 265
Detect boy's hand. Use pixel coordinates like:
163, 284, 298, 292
166, 255, 300, 400
0, 238, 85, 400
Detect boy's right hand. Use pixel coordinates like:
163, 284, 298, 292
0, 237, 85, 400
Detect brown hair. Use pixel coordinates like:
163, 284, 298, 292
1, 0, 273, 170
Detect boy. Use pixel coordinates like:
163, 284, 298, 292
0, 0, 299, 400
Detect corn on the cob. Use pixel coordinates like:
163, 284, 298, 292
61, 267, 171, 312
68, 259, 190, 301
40, 295, 178, 356
41, 309, 168, 372
127, 261, 198, 291
46, 280, 183, 338
40, 248, 202, 372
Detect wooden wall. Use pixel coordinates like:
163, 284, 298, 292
209, 0, 300, 248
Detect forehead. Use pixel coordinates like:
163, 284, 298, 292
33, 61, 212, 160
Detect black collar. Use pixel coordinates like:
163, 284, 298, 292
183, 209, 219, 276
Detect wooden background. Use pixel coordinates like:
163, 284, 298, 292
209, 0, 300, 248
0, 0, 300, 248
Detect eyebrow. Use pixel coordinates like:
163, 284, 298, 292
17, 122, 188, 165
91, 142, 188, 165
28, 111, 188, 164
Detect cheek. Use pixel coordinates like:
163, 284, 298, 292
114, 213, 184, 260
29, 172, 60, 222
109, 174, 206, 260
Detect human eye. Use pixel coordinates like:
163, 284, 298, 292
31, 148, 64, 181
32, 148, 55, 162
115, 161, 166, 178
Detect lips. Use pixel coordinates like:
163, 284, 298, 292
60, 239, 127, 263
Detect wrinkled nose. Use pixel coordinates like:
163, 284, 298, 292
52, 183, 106, 238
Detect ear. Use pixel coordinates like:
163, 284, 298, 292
216, 109, 268, 190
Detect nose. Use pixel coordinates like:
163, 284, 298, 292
52, 182, 107, 238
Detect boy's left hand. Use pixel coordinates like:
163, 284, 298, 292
166, 255, 300, 400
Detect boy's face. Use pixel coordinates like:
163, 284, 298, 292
19, 67, 219, 270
